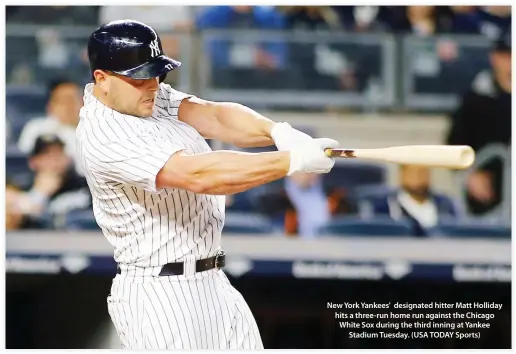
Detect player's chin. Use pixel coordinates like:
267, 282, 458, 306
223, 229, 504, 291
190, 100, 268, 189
139, 101, 155, 117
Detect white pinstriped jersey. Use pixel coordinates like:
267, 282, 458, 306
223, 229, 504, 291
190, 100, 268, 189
76, 83, 225, 272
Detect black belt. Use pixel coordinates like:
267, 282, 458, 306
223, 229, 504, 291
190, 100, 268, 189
116, 252, 225, 276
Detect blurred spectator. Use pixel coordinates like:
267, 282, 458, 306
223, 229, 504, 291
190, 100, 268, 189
283, 5, 398, 33
36, 28, 71, 69
352, 6, 386, 32
18, 78, 82, 168
6, 135, 91, 229
6, 183, 50, 230
196, 6, 287, 70
446, 33, 511, 216
447, 6, 511, 39
26, 134, 90, 216
99, 6, 192, 32
359, 165, 459, 236
8, 63, 34, 84
280, 6, 344, 91
477, 6, 512, 40
284, 174, 332, 238
281, 6, 344, 31
99, 6, 193, 60
280, 6, 381, 92
6, 7, 93, 84
450, 6, 476, 13
258, 174, 354, 238
6, 6, 99, 25
403, 6, 448, 36
447, 6, 484, 34
331, 6, 407, 32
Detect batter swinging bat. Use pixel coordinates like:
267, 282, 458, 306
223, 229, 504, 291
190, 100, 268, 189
324, 145, 475, 169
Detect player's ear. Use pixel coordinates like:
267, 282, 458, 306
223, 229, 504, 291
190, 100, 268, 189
93, 70, 110, 94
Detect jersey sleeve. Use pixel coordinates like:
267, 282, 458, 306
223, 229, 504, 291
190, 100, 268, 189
88, 135, 185, 193
158, 83, 195, 117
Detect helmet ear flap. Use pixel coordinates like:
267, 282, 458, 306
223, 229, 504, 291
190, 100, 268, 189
159, 74, 167, 83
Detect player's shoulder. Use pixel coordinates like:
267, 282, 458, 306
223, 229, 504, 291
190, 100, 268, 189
78, 105, 153, 147
158, 83, 195, 106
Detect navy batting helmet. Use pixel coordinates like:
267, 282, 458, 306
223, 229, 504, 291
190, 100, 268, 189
87, 19, 181, 83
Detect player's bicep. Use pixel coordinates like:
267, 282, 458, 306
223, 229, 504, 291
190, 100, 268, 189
160, 84, 220, 139
91, 136, 185, 193
178, 97, 221, 139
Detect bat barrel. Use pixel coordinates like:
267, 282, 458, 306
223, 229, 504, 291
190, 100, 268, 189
325, 145, 475, 169
456, 146, 476, 168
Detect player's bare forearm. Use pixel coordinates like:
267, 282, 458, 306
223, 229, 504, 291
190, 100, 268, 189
179, 98, 275, 148
156, 150, 289, 195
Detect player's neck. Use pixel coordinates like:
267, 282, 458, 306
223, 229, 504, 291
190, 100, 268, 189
92, 84, 114, 110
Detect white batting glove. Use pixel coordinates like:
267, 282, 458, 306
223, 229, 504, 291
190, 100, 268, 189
271, 122, 314, 151
288, 138, 339, 175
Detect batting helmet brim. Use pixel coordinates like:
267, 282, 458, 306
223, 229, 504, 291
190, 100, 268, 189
112, 55, 181, 80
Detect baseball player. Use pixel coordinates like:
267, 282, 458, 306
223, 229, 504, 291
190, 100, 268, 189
76, 19, 338, 349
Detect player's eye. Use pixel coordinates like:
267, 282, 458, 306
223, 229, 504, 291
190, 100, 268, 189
136, 80, 151, 89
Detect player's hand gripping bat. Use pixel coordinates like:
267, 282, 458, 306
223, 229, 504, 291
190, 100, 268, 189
324, 145, 475, 169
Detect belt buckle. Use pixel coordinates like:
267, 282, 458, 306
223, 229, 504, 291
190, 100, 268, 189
214, 251, 225, 269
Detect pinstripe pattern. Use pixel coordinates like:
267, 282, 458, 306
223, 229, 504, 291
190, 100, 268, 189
77, 83, 262, 349
76, 83, 225, 271
107, 269, 263, 349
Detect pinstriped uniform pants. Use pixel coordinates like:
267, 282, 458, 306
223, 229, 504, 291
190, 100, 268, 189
107, 268, 263, 349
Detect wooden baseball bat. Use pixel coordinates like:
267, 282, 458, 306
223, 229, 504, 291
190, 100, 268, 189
324, 145, 475, 169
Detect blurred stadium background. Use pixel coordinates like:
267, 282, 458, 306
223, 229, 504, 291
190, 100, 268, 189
5, 5, 511, 349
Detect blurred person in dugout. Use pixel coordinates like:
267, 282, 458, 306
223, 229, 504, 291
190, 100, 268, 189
6, 134, 91, 230
359, 165, 459, 237
260, 173, 353, 238
17, 78, 82, 170
446, 32, 511, 216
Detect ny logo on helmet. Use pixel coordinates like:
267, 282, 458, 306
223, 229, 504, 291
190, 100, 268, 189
149, 39, 160, 58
